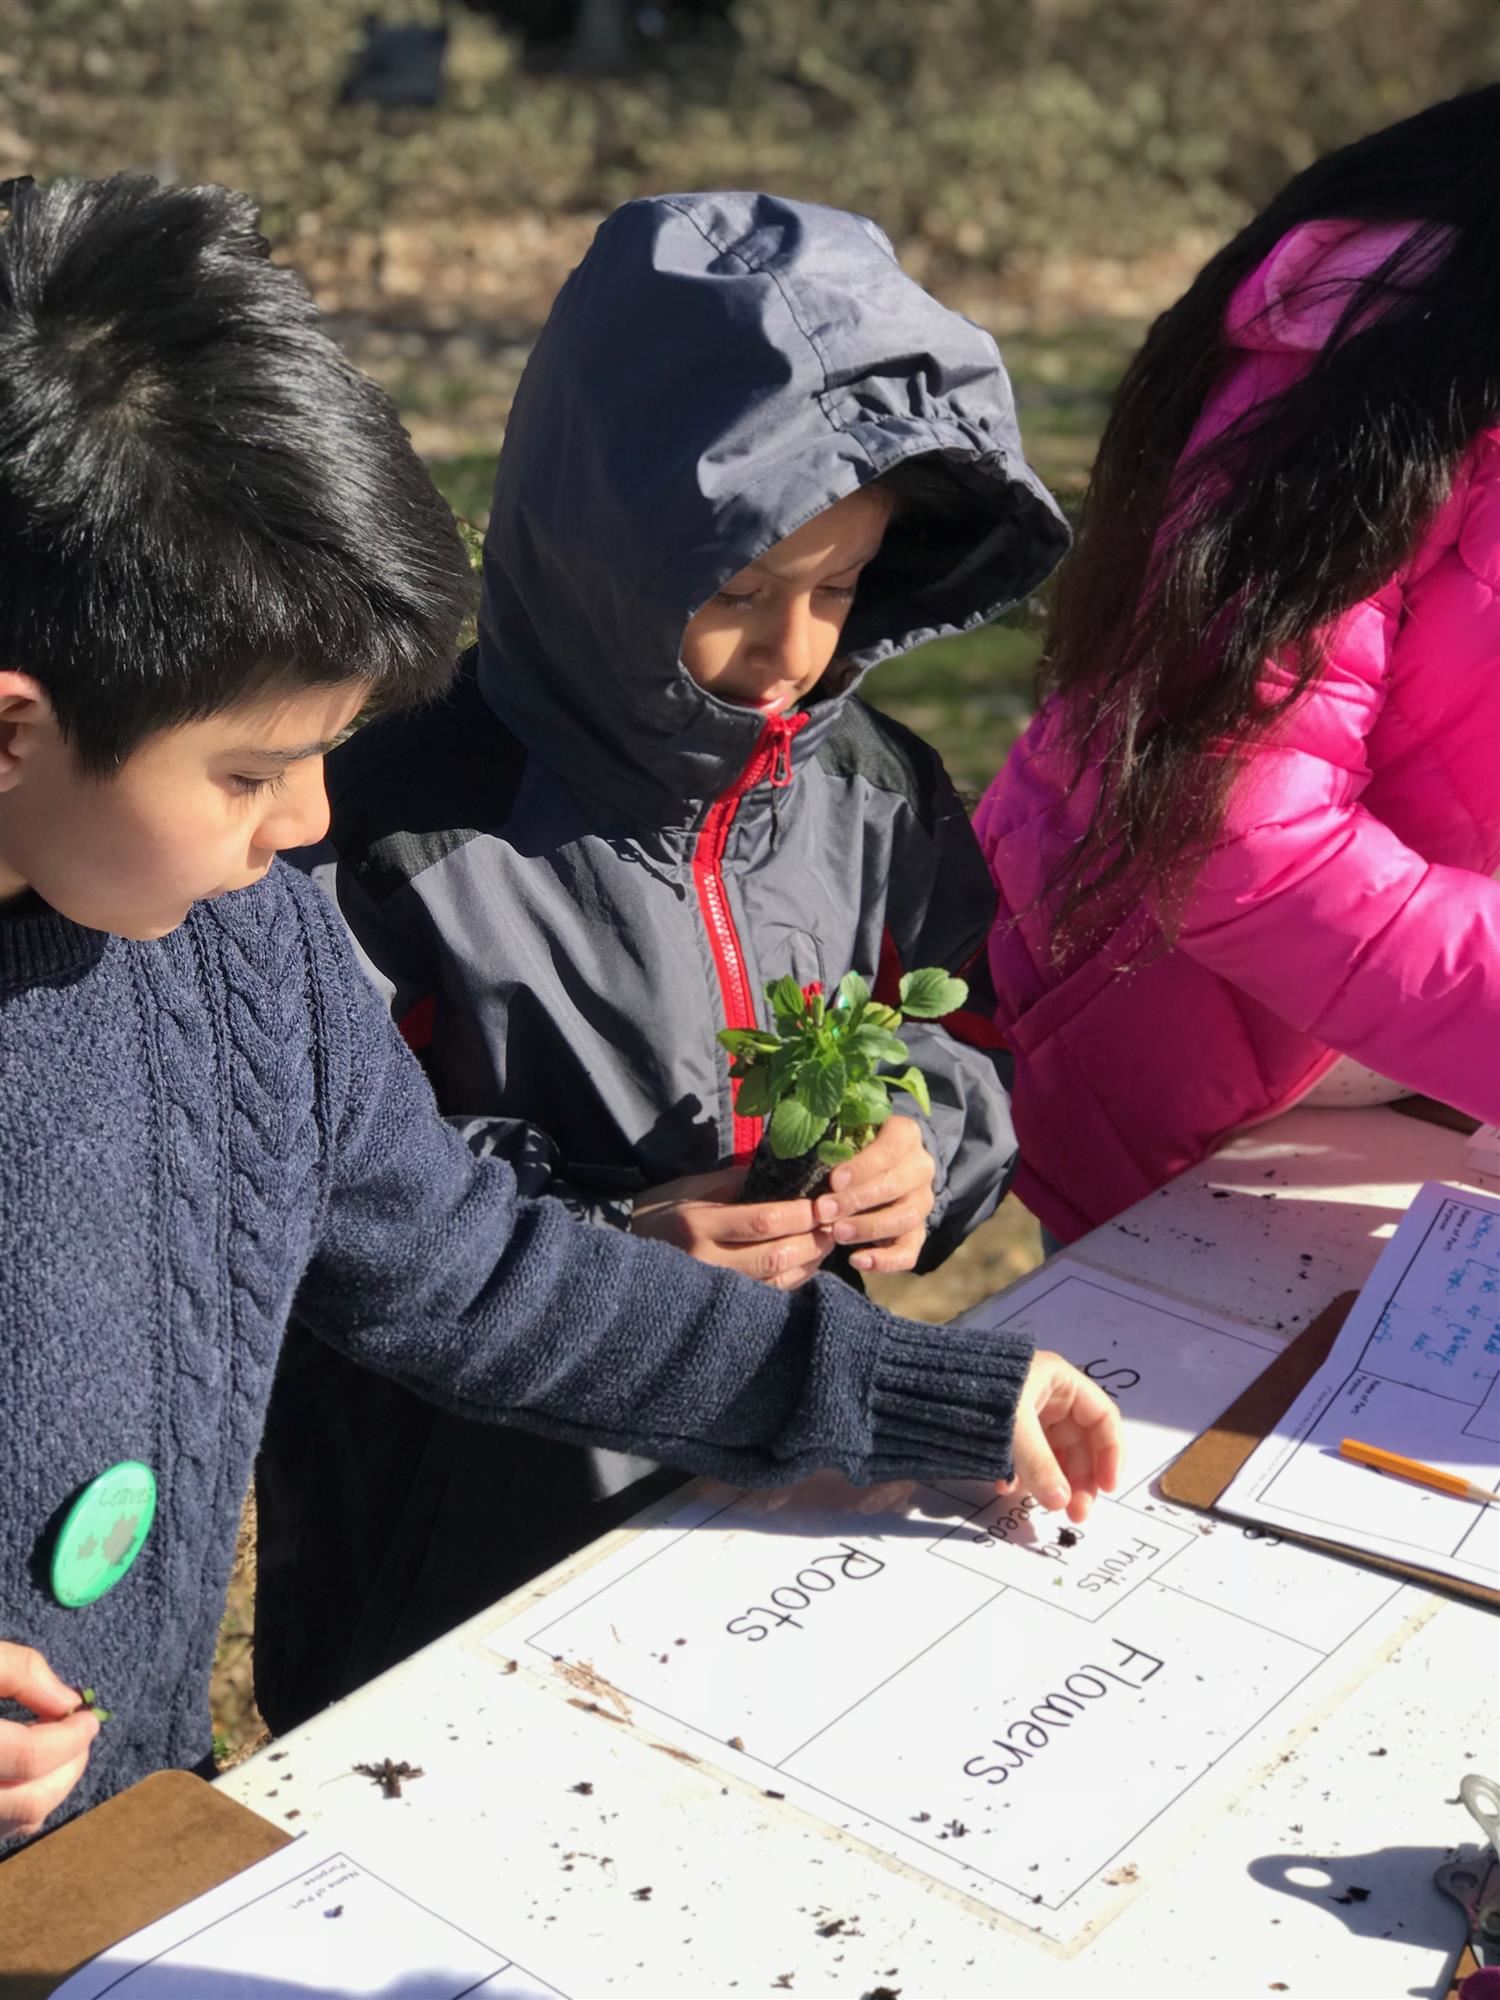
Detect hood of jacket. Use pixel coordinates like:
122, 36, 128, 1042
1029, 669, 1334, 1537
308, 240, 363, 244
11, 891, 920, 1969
477, 191, 1069, 824
1223, 216, 1447, 357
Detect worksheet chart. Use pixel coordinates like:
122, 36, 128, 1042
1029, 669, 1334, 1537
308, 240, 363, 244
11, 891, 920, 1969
1224, 1185, 1500, 1586
490, 1270, 1413, 1948
55, 1844, 569, 1999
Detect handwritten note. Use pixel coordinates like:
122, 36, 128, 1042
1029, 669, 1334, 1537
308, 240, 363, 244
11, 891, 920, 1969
487, 1266, 1416, 1950
1220, 1182, 1500, 1590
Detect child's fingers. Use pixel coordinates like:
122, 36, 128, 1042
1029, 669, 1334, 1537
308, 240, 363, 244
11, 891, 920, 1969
769, 1253, 835, 1291
0, 1737, 95, 1843
1009, 1401, 1071, 1516
832, 1171, 912, 1219
1091, 1427, 1123, 1496
1055, 1428, 1099, 1502
1039, 1401, 1122, 1521
848, 1228, 927, 1274
711, 1197, 837, 1245
827, 1118, 931, 1213
725, 1227, 835, 1284
1056, 1438, 1102, 1524
0, 1642, 84, 1721
830, 1166, 934, 1220
826, 1117, 903, 1189
831, 1180, 935, 1247
0, 1707, 99, 1789
1064, 1379, 1124, 1493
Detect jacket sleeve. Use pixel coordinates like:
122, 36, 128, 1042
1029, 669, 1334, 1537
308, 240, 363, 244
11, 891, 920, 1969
877, 740, 1019, 1270
1175, 574, 1500, 1124
300, 843, 634, 1230
294, 886, 1034, 1489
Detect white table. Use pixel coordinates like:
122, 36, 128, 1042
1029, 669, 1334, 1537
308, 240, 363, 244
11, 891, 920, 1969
222, 1106, 1498, 1999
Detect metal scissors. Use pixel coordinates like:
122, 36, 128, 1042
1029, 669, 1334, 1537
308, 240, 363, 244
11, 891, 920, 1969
1436, 1774, 1500, 1973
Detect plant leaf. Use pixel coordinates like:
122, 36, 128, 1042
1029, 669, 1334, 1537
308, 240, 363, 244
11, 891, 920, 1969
840, 1079, 892, 1127
836, 970, 871, 1013
718, 1028, 781, 1055
801, 1056, 847, 1121
889, 1065, 932, 1115
767, 974, 806, 1020
768, 1042, 805, 1088
897, 967, 969, 1018
816, 1136, 860, 1166
863, 1002, 902, 1030
849, 1025, 909, 1064
734, 1066, 776, 1118
769, 1095, 830, 1159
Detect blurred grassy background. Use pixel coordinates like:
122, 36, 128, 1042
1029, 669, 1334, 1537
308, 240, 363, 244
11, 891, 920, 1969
7, 0, 1491, 784
7, 0, 1492, 1758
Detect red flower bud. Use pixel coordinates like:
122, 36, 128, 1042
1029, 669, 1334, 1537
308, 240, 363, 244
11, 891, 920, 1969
802, 981, 824, 999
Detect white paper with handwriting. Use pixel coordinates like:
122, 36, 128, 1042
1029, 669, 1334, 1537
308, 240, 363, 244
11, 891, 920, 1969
1220, 1181, 1500, 1590
486, 1263, 1419, 1951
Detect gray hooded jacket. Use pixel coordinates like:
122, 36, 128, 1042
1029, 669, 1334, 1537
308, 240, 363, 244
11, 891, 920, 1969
255, 197, 1068, 1730
310, 193, 1068, 1254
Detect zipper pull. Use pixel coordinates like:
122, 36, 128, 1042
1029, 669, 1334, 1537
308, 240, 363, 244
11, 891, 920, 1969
767, 712, 807, 789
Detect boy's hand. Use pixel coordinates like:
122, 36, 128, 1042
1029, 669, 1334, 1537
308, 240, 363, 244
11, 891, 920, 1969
1000, 1351, 1123, 1525
825, 1116, 937, 1273
631, 1167, 839, 1289
0, 1643, 100, 1842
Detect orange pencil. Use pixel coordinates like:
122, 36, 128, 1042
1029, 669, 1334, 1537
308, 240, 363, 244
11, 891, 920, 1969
1339, 1437, 1500, 1506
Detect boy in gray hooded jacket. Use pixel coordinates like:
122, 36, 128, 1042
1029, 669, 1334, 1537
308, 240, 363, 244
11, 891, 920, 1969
256, 193, 1072, 1730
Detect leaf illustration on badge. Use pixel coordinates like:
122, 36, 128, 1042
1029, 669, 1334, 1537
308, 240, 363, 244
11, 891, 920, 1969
76, 1535, 99, 1560
102, 1513, 140, 1567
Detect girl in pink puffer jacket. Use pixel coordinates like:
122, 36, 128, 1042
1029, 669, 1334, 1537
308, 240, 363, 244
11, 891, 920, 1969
977, 87, 1500, 1244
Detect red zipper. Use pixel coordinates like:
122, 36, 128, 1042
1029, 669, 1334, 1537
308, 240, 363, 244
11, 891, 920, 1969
693, 711, 809, 1163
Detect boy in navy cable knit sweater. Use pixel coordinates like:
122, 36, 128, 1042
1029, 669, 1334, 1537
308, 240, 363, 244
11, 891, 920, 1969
0, 173, 1120, 1848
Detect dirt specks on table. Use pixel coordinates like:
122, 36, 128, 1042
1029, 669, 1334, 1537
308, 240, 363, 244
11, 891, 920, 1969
354, 1758, 425, 1799
553, 1657, 632, 1719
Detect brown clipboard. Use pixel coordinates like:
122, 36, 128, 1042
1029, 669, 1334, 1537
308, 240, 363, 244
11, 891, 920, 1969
0, 1769, 292, 1999
1160, 1292, 1500, 1611
1391, 1095, 1482, 1138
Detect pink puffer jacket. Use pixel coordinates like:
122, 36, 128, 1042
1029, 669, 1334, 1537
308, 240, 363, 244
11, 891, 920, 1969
976, 220, 1500, 1242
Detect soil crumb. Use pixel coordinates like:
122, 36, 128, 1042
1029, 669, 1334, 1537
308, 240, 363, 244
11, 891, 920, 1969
355, 1758, 425, 1800
553, 1658, 632, 1720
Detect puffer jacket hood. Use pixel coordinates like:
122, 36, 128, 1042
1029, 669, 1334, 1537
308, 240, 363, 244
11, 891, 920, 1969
478, 191, 1068, 823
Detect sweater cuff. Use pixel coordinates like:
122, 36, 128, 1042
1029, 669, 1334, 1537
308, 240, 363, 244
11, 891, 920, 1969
862, 1316, 1034, 1484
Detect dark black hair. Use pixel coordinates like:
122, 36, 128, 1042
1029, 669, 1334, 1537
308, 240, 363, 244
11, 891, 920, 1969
0, 174, 473, 771
1042, 85, 1500, 944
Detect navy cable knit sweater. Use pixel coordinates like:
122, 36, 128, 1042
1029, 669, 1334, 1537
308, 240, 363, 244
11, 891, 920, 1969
0, 863, 1031, 1836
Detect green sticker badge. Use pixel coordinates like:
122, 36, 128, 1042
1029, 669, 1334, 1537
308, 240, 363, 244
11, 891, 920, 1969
51, 1460, 157, 1608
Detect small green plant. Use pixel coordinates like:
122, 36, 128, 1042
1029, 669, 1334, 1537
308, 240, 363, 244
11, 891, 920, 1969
80, 1686, 112, 1724
721, 967, 967, 1201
